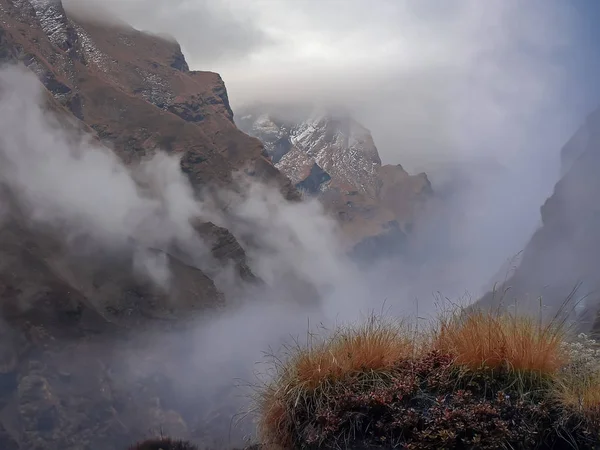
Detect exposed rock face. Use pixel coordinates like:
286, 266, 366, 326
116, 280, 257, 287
192, 221, 257, 283
478, 106, 600, 333
237, 105, 432, 255
0, 1, 292, 448
238, 108, 382, 195
0, 0, 298, 200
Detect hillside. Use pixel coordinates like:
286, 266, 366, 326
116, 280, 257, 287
237, 104, 432, 258
1, 0, 298, 198
478, 106, 600, 333
0, 1, 304, 448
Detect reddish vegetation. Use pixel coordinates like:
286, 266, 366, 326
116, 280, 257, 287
257, 312, 600, 449
434, 310, 566, 372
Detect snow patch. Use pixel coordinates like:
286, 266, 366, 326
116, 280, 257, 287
72, 22, 111, 73
135, 68, 174, 109
241, 109, 383, 196
29, 0, 70, 49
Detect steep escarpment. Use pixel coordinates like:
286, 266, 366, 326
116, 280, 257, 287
237, 105, 432, 257
0, 1, 303, 448
478, 106, 600, 333
0, 0, 297, 199
0, 0, 276, 318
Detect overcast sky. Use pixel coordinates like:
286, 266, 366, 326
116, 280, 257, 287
66, 0, 598, 172
58, 0, 600, 308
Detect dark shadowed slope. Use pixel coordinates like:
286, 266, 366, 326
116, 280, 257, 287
478, 105, 600, 334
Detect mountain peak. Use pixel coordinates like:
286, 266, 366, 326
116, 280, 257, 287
237, 103, 432, 252
237, 104, 383, 196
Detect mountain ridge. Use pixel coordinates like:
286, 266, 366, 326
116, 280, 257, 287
236, 103, 432, 252
0, 2, 303, 447
478, 104, 600, 335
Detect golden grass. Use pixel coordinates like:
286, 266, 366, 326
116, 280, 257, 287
288, 316, 417, 391
256, 308, 594, 448
433, 310, 567, 373
257, 316, 417, 448
556, 374, 600, 417
258, 391, 289, 450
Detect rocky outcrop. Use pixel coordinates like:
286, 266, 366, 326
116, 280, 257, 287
192, 221, 257, 283
237, 107, 382, 196
295, 162, 332, 194
237, 105, 432, 255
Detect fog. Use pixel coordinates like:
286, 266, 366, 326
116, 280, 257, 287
0, 66, 398, 445
3, 0, 600, 446
63, 0, 596, 301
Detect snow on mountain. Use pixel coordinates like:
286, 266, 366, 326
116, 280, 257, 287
237, 104, 433, 251
238, 107, 383, 197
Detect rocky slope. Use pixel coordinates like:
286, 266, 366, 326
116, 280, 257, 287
0, 0, 279, 321
0, 0, 297, 199
0, 1, 300, 448
478, 106, 600, 334
237, 104, 432, 257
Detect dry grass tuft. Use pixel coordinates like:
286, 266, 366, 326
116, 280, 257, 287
255, 306, 600, 449
290, 315, 417, 391
257, 315, 417, 448
557, 374, 600, 418
434, 310, 567, 373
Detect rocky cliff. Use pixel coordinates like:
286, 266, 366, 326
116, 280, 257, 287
0, 0, 297, 199
478, 106, 600, 334
0, 1, 299, 448
236, 104, 432, 257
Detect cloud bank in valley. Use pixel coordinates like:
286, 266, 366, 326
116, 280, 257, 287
0, 65, 367, 315
63, 0, 594, 299
0, 64, 395, 444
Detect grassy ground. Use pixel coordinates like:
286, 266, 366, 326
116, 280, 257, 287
254, 308, 600, 449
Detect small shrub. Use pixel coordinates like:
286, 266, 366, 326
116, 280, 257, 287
257, 316, 416, 448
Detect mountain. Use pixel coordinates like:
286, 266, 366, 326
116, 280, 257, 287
236, 104, 433, 258
0, 1, 308, 448
478, 106, 600, 333
0, 0, 297, 199
0, 0, 285, 324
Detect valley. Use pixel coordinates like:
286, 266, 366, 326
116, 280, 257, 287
0, 1, 598, 449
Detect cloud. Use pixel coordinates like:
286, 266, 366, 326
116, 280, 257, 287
64, 0, 270, 64
0, 64, 396, 444
201, 0, 586, 299
57, 0, 592, 303
64, 0, 585, 170
0, 65, 209, 288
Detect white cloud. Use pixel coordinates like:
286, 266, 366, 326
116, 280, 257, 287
60, 0, 590, 301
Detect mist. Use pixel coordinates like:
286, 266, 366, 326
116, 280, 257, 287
3, 0, 600, 446
62, 0, 597, 303
0, 65, 410, 445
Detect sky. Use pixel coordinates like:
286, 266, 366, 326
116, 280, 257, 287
64, 0, 600, 297
67, 0, 600, 168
